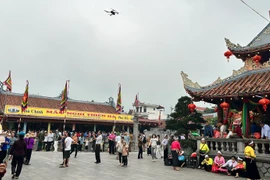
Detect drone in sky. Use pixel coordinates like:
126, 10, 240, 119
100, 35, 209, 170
104, 9, 119, 16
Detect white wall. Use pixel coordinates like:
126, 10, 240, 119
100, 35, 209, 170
135, 106, 167, 120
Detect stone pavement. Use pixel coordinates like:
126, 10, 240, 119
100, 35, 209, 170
2, 152, 248, 180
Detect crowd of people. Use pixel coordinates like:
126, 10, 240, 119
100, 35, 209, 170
204, 117, 270, 141
0, 128, 265, 180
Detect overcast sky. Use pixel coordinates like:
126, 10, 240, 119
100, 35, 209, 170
0, 0, 269, 113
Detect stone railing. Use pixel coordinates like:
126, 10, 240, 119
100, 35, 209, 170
196, 138, 270, 178
198, 138, 270, 158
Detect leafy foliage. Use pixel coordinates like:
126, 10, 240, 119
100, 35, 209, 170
166, 96, 205, 136
179, 139, 197, 152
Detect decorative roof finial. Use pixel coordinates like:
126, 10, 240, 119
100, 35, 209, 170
224, 38, 239, 49
180, 71, 201, 89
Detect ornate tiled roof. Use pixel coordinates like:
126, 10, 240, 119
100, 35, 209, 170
0, 90, 116, 113
225, 23, 270, 54
181, 65, 270, 100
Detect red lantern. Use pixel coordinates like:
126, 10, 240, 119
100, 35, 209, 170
224, 50, 232, 62
252, 55, 262, 64
259, 98, 270, 111
220, 101, 229, 111
188, 103, 196, 112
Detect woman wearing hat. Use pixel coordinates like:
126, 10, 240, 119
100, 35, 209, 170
212, 151, 225, 172
244, 140, 261, 180
9, 132, 27, 179
24, 133, 35, 165
198, 138, 209, 169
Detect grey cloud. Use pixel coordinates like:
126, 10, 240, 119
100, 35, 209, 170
0, 0, 269, 112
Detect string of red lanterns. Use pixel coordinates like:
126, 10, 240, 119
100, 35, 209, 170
224, 50, 263, 65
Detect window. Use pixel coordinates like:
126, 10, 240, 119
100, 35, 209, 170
153, 108, 155, 111
140, 107, 142, 112
136, 107, 139, 112
144, 107, 147, 112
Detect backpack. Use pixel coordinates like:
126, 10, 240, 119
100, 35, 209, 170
142, 136, 146, 144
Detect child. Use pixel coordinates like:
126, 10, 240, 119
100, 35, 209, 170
122, 141, 129, 167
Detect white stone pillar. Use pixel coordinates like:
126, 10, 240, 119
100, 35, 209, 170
133, 117, 139, 152
23, 122, 27, 133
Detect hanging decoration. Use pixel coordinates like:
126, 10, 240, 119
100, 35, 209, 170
220, 101, 229, 111
224, 50, 232, 62
242, 103, 249, 137
188, 103, 196, 113
259, 98, 270, 111
252, 55, 262, 65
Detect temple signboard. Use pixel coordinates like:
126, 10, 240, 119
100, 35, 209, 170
4, 105, 133, 122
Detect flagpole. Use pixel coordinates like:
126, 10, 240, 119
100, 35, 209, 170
63, 115, 66, 131
63, 80, 69, 132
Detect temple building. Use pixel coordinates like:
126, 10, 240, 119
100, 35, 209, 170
181, 22, 270, 137
0, 82, 133, 132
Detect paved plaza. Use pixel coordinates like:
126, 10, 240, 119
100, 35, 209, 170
1, 151, 250, 180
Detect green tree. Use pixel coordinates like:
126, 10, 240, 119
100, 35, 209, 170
166, 96, 205, 136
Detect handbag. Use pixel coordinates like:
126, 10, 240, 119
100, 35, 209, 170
178, 155, 185, 161
211, 164, 219, 173
191, 152, 197, 158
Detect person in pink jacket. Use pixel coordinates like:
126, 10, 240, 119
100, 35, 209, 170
214, 151, 225, 168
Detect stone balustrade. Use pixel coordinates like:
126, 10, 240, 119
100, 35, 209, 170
198, 138, 270, 158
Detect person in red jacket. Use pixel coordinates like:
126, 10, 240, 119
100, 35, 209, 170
170, 136, 181, 171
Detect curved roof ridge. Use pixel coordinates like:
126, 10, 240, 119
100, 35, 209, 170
198, 67, 270, 91
183, 66, 270, 92
225, 22, 270, 51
